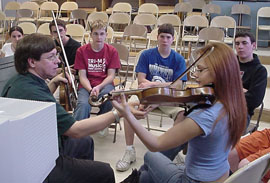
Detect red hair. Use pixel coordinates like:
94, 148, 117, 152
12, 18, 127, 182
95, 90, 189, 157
199, 43, 247, 148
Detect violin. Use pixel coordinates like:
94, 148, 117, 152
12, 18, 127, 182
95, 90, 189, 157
52, 11, 78, 111
58, 53, 77, 111
59, 61, 73, 111
89, 44, 215, 107
89, 85, 214, 108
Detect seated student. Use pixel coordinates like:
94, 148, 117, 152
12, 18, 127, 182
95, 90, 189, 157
1, 33, 146, 183
235, 32, 267, 129
112, 42, 247, 183
0, 26, 24, 58
116, 23, 187, 172
229, 129, 270, 183
73, 20, 121, 125
49, 19, 81, 68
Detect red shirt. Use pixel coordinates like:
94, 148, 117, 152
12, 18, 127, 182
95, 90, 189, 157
74, 43, 121, 88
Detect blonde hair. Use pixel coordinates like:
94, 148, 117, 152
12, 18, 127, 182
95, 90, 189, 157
90, 20, 107, 33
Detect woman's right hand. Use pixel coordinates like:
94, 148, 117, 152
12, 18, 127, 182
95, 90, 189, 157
112, 94, 152, 120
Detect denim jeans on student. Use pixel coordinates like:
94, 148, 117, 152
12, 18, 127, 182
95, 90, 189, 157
139, 143, 200, 183
160, 143, 186, 161
73, 84, 114, 120
139, 151, 201, 183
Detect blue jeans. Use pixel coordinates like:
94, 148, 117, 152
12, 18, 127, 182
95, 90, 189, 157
73, 84, 114, 120
160, 144, 185, 161
139, 144, 199, 183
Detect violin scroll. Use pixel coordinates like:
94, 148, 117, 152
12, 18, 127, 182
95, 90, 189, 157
88, 94, 110, 107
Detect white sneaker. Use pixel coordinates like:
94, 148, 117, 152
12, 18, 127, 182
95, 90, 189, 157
116, 147, 136, 172
98, 127, 109, 137
174, 153, 185, 166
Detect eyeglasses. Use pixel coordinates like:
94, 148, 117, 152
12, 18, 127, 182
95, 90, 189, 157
190, 66, 208, 78
194, 66, 208, 73
41, 53, 60, 62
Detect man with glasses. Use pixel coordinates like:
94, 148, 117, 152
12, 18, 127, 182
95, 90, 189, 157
49, 19, 93, 161
73, 20, 121, 136
1, 33, 119, 182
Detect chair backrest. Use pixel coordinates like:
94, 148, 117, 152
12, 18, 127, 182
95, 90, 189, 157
133, 14, 157, 31
66, 24, 85, 43
157, 14, 181, 27
210, 16, 236, 48
187, 0, 206, 10
85, 12, 109, 32
130, 49, 145, 89
110, 43, 129, 64
4, 1, 20, 20
106, 26, 114, 43
0, 11, 6, 39
138, 3, 159, 17
58, 2, 78, 18
198, 27, 224, 42
174, 2, 193, 22
183, 15, 209, 27
71, 9, 87, 25
60, 2, 78, 11
71, 9, 87, 20
257, 7, 270, 18
108, 13, 131, 33
110, 43, 129, 88
108, 12, 131, 25
37, 23, 50, 36
20, 2, 39, 19
202, 4, 221, 15
20, 1, 39, 11
210, 16, 236, 29
87, 12, 108, 24
231, 4, 250, 15
18, 22, 37, 35
5, 1, 21, 11
174, 2, 193, 13
157, 14, 181, 35
0, 11, 6, 21
112, 2, 132, 15
17, 9, 33, 18
39, 2, 59, 18
224, 153, 270, 183
40, 1, 59, 11
123, 24, 147, 38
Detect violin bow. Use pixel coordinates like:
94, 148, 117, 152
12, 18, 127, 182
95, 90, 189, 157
170, 45, 214, 88
51, 10, 78, 99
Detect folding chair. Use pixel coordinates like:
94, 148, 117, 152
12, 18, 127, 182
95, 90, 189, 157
18, 22, 37, 35
210, 16, 236, 49
224, 153, 270, 183
66, 24, 85, 44
256, 7, 270, 50
231, 4, 251, 32
138, 3, 159, 17
37, 2, 59, 24
58, 2, 78, 22
37, 23, 50, 36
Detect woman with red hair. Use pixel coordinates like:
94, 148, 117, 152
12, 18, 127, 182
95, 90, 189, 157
113, 42, 247, 183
